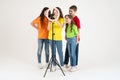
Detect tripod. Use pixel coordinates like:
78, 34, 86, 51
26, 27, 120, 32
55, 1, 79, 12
43, 22, 65, 77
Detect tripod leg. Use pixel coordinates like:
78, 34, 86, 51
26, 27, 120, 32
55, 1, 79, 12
43, 57, 52, 77
50, 59, 52, 72
55, 58, 65, 76
50, 56, 54, 72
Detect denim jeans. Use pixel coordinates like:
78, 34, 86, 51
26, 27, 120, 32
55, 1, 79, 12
49, 40, 64, 66
64, 45, 69, 65
37, 39, 49, 63
64, 43, 79, 66
67, 37, 77, 66
76, 44, 79, 65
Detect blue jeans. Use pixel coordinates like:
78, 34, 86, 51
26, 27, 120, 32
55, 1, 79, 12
64, 43, 79, 66
64, 46, 69, 65
76, 44, 79, 65
37, 39, 49, 63
49, 40, 64, 66
67, 37, 77, 66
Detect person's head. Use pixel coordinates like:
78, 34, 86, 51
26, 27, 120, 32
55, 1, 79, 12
69, 5, 77, 17
40, 7, 49, 25
65, 14, 74, 32
65, 14, 73, 24
53, 7, 63, 19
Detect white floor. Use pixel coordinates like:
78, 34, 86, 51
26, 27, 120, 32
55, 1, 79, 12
0, 54, 120, 80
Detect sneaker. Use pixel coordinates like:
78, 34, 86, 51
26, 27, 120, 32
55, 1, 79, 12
64, 64, 70, 68
38, 63, 43, 69
61, 66, 68, 72
44, 63, 48, 68
75, 66, 80, 70
69, 67, 77, 72
64, 65, 72, 71
51, 66, 56, 72
45, 63, 51, 69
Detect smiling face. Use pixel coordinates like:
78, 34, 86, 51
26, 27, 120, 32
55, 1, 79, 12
53, 9, 59, 18
65, 15, 72, 24
44, 9, 49, 17
69, 9, 76, 17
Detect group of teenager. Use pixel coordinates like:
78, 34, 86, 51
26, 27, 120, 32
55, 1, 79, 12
31, 5, 80, 72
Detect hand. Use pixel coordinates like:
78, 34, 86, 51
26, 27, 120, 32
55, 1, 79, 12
76, 35, 80, 44
78, 36, 80, 41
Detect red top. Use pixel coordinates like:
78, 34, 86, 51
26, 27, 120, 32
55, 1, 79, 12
73, 16, 81, 29
73, 16, 81, 42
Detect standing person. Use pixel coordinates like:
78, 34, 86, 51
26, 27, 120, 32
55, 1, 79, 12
31, 7, 50, 69
65, 14, 78, 72
48, 7, 64, 71
64, 5, 81, 68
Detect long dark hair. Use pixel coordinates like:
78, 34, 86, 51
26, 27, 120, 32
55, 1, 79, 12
65, 14, 74, 33
56, 7, 63, 18
39, 7, 49, 26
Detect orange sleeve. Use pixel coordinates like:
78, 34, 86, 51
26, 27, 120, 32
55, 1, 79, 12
31, 17, 40, 25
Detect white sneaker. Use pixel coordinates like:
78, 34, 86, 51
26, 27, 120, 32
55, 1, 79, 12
64, 65, 72, 71
44, 63, 48, 68
45, 63, 51, 69
38, 63, 43, 69
64, 64, 70, 68
69, 67, 77, 72
75, 66, 80, 70
61, 66, 68, 72
51, 66, 56, 72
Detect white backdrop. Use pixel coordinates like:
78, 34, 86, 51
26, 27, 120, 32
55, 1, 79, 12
0, 0, 120, 68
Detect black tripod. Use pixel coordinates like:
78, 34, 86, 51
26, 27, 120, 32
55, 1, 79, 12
43, 22, 65, 77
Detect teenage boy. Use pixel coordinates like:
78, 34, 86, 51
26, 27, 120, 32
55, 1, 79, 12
64, 5, 81, 69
